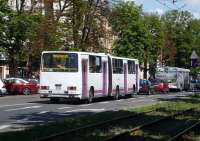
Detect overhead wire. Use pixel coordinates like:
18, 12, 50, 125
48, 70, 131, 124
154, 0, 187, 11
154, 0, 173, 10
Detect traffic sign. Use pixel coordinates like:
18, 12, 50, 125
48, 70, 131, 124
190, 51, 198, 67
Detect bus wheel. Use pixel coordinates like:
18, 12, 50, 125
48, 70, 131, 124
130, 85, 136, 97
114, 87, 119, 100
88, 88, 94, 103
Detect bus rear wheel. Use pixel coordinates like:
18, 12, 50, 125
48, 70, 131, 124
114, 87, 119, 100
88, 88, 94, 103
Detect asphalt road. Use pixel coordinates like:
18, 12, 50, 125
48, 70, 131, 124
0, 91, 196, 133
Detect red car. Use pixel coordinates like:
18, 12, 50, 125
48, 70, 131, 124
3, 78, 39, 95
151, 79, 169, 93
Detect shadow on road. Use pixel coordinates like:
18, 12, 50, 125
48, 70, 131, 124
28, 95, 138, 105
1, 93, 199, 141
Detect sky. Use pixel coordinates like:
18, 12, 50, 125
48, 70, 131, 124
133, 0, 200, 19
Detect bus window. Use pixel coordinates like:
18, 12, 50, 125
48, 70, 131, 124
112, 59, 123, 74
128, 60, 135, 74
89, 55, 102, 73
42, 53, 78, 72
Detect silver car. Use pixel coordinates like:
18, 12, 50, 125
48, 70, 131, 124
0, 79, 7, 96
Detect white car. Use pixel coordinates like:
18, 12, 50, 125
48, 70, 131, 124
0, 79, 7, 96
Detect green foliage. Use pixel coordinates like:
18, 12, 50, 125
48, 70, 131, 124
190, 67, 200, 78
145, 14, 164, 75
1, 0, 200, 76
0, 1, 44, 75
109, 2, 149, 63
109, 2, 164, 78
161, 10, 197, 68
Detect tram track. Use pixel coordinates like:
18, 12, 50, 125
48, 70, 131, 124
33, 107, 199, 141
102, 108, 198, 141
33, 109, 157, 141
168, 120, 200, 141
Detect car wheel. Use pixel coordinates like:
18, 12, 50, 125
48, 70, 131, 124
23, 88, 31, 95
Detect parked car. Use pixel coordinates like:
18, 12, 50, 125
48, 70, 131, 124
0, 79, 7, 96
3, 78, 39, 95
190, 79, 200, 90
150, 79, 169, 93
139, 79, 154, 94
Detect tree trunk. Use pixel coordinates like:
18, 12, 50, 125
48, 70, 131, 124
143, 60, 148, 79
8, 56, 17, 77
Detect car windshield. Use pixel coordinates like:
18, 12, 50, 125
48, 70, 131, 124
140, 80, 149, 85
27, 79, 39, 84
42, 53, 78, 72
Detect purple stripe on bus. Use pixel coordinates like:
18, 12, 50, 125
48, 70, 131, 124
136, 64, 139, 92
124, 63, 128, 94
94, 90, 103, 93
82, 59, 88, 98
103, 61, 107, 96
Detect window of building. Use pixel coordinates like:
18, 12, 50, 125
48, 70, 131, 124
112, 59, 123, 74
89, 55, 102, 73
128, 60, 135, 74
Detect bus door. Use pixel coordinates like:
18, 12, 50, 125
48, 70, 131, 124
82, 59, 88, 98
124, 63, 128, 94
102, 61, 107, 96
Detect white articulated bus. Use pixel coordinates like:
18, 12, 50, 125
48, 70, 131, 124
39, 51, 139, 102
155, 66, 190, 91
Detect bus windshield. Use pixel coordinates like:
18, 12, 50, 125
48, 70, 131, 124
42, 53, 78, 72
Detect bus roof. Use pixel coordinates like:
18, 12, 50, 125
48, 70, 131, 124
157, 66, 190, 72
42, 51, 139, 63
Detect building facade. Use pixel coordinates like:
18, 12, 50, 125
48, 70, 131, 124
0, 53, 9, 79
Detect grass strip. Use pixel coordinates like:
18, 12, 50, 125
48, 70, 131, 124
0, 94, 200, 141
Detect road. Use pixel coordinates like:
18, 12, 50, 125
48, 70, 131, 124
0, 91, 195, 133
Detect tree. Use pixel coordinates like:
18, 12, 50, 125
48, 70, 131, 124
68, 0, 111, 51
187, 19, 200, 58
162, 10, 194, 68
46, 0, 111, 52
144, 13, 164, 77
109, 1, 149, 63
109, 2, 164, 78
0, 1, 43, 76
